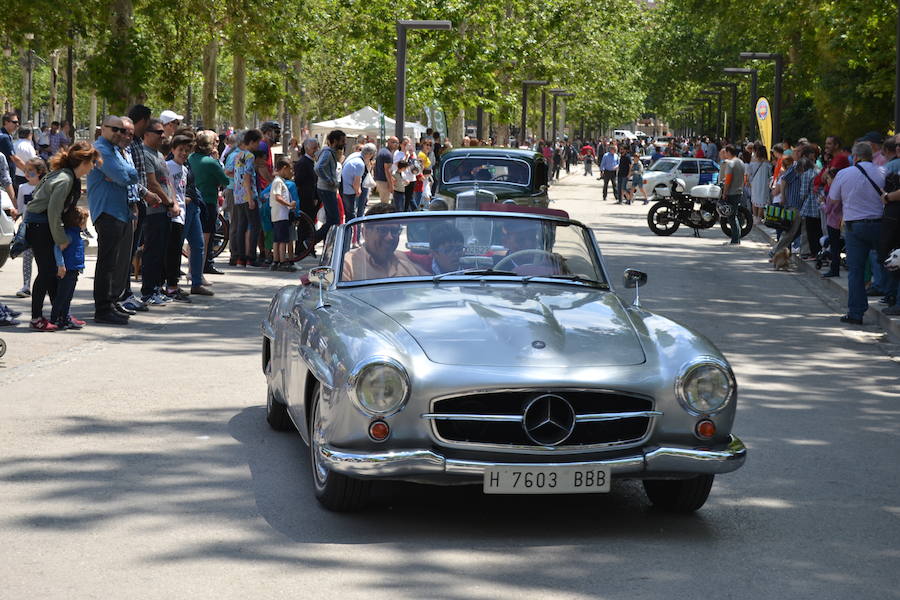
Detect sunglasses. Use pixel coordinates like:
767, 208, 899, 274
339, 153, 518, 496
373, 225, 403, 237
104, 125, 126, 133
8, 120, 19, 125
147, 129, 164, 135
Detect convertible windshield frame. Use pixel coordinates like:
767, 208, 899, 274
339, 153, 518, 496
335, 211, 609, 289
440, 156, 533, 188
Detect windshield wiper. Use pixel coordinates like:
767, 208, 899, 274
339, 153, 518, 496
523, 274, 609, 288
433, 268, 519, 283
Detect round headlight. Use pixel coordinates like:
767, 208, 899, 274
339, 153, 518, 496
350, 359, 410, 416
677, 359, 735, 415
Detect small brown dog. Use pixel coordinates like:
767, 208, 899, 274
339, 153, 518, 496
772, 247, 791, 271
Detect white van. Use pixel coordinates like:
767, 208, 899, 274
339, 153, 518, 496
613, 129, 637, 141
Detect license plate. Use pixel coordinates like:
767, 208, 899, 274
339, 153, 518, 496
483, 465, 611, 494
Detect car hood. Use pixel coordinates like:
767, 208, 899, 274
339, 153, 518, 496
349, 284, 646, 367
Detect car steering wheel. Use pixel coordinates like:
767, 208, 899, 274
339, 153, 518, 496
494, 249, 557, 271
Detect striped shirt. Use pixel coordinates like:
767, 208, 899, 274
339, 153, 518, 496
780, 164, 802, 209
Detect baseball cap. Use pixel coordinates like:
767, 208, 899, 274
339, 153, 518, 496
860, 131, 884, 144
160, 110, 184, 125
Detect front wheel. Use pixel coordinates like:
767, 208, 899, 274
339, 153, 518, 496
309, 382, 371, 511
720, 206, 753, 239
647, 201, 681, 236
266, 386, 294, 431
643, 474, 714, 513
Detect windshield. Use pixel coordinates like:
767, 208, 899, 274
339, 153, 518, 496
339, 214, 606, 286
648, 158, 678, 173
441, 157, 531, 186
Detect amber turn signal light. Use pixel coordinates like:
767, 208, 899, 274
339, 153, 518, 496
695, 419, 716, 439
369, 420, 390, 441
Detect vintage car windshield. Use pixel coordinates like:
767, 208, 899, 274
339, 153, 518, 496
648, 159, 678, 173
338, 214, 606, 286
441, 157, 531, 186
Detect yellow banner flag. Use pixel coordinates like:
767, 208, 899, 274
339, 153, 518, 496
756, 97, 772, 159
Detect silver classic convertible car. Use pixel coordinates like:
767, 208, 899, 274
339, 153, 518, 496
261, 210, 746, 512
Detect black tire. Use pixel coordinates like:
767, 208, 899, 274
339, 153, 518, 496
720, 206, 753, 239
287, 213, 317, 263
309, 382, 371, 511
647, 201, 681, 236
182, 213, 229, 259
0, 246, 9, 270
266, 386, 294, 431
0, 338, 6, 358
210, 213, 229, 259
643, 474, 714, 513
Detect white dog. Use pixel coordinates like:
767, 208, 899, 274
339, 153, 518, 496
885, 248, 900, 271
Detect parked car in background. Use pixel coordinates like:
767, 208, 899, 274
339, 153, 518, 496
614, 129, 637, 141
262, 210, 747, 513
0, 190, 16, 269
643, 157, 719, 201
431, 148, 550, 211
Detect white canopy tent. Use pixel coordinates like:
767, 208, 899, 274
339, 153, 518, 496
309, 106, 427, 141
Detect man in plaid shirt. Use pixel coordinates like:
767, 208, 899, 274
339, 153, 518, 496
120, 104, 162, 312
798, 146, 823, 258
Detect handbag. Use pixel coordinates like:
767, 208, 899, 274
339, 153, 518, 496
764, 204, 797, 231
10, 222, 29, 259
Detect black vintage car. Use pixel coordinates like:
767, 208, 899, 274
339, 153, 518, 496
432, 148, 550, 210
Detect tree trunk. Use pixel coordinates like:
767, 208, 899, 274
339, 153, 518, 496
495, 122, 510, 147
65, 45, 75, 128
109, 0, 134, 113
232, 53, 246, 129
49, 50, 60, 122
201, 38, 218, 130
89, 91, 97, 136
20, 50, 29, 121
449, 108, 464, 148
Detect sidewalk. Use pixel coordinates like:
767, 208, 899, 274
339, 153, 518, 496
751, 222, 900, 340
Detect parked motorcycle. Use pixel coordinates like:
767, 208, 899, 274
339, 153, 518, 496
647, 179, 751, 239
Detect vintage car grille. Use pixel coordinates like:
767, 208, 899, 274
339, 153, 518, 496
424, 390, 659, 448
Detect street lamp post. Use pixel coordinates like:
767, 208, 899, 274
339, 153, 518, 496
739, 52, 782, 144
701, 90, 723, 140
541, 89, 547, 141
711, 81, 738, 142
692, 98, 709, 135
520, 79, 548, 147
395, 20, 452, 138
723, 67, 758, 140
549, 89, 574, 143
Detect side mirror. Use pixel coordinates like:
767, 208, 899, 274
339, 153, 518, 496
623, 268, 647, 288
308, 266, 334, 309
622, 268, 648, 308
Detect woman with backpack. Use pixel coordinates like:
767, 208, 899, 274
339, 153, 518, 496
23, 141, 99, 331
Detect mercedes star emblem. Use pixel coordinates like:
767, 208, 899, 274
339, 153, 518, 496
522, 394, 576, 446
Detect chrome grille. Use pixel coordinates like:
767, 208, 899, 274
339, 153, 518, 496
423, 390, 659, 448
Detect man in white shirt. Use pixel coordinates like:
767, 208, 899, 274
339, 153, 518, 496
13, 127, 37, 190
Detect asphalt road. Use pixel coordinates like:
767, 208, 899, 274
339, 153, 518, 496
1, 168, 899, 599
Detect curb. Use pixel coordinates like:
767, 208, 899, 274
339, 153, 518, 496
751, 224, 900, 341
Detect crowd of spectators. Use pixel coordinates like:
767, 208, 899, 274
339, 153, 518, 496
2, 108, 898, 329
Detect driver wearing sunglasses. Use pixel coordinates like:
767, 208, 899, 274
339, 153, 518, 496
341, 204, 428, 281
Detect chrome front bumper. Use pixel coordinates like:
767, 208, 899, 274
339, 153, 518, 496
319, 435, 747, 481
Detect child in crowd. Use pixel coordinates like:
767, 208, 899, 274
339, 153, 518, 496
269, 159, 297, 272
631, 154, 647, 204
15, 157, 47, 298
49, 206, 88, 330
392, 160, 409, 211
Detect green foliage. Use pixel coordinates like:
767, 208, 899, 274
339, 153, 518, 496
0, 0, 895, 143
